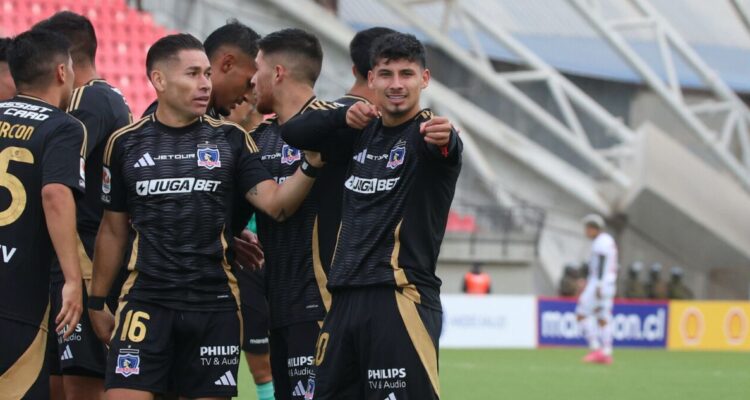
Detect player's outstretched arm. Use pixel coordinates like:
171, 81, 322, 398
245, 152, 324, 222
88, 210, 129, 345
419, 116, 462, 161
280, 102, 375, 150
42, 183, 83, 339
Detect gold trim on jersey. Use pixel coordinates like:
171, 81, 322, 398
0, 304, 50, 398
111, 266, 140, 341
219, 227, 243, 344
103, 115, 151, 164
311, 217, 332, 312
127, 230, 139, 271
205, 115, 260, 153
340, 94, 370, 104
76, 118, 88, 157
77, 235, 93, 280
394, 290, 440, 397
390, 220, 421, 304
67, 86, 86, 112
418, 109, 433, 121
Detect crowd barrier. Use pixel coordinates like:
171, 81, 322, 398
438, 295, 749, 351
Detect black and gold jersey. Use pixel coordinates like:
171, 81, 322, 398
102, 114, 270, 311
0, 95, 86, 327
250, 97, 336, 328
281, 107, 462, 311
50, 79, 132, 283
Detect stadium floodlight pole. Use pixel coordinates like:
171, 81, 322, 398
569, 0, 750, 191
379, 0, 631, 190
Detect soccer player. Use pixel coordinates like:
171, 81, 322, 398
226, 87, 275, 400
335, 27, 395, 108
281, 32, 462, 399
577, 214, 619, 365
0, 29, 85, 399
0, 37, 16, 100
34, 11, 133, 399
249, 28, 345, 399
142, 19, 259, 118
87, 33, 321, 400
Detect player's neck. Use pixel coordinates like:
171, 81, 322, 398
73, 64, 99, 88
347, 82, 373, 103
275, 85, 315, 124
155, 103, 199, 128
381, 106, 420, 128
18, 88, 63, 109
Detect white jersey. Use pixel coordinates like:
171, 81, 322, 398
587, 232, 618, 286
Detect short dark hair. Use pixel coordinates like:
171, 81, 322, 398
7, 30, 71, 89
0, 37, 11, 63
146, 33, 204, 77
33, 11, 97, 65
204, 19, 261, 60
258, 28, 322, 85
349, 27, 396, 78
370, 32, 426, 70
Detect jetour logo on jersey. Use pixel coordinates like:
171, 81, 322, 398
136, 178, 221, 196
281, 144, 302, 165
197, 144, 221, 169
344, 176, 399, 194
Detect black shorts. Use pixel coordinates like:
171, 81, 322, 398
105, 300, 241, 398
0, 315, 50, 399
48, 279, 109, 377
310, 287, 442, 400
236, 266, 270, 354
269, 321, 321, 400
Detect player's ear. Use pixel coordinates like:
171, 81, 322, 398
150, 70, 166, 92
421, 68, 430, 89
367, 69, 374, 89
221, 53, 234, 73
273, 64, 284, 83
55, 63, 67, 84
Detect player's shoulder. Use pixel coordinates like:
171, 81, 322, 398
204, 115, 260, 153
415, 108, 434, 122
334, 94, 370, 107
203, 114, 246, 133
103, 115, 153, 163
303, 97, 342, 112
68, 80, 114, 110
248, 115, 278, 136
593, 232, 615, 249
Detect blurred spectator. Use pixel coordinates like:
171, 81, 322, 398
667, 267, 694, 299
0, 38, 16, 100
463, 262, 491, 294
623, 262, 647, 299
645, 263, 668, 299
559, 263, 580, 297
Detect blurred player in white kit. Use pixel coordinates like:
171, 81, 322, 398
576, 214, 618, 365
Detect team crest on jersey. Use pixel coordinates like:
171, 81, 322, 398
115, 349, 140, 377
386, 146, 406, 169
197, 144, 221, 169
281, 144, 302, 165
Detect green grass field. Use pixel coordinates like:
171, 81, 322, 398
236, 348, 750, 399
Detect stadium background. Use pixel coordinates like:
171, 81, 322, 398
3, 0, 749, 398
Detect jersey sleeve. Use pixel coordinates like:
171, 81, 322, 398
413, 110, 462, 164
230, 126, 273, 195
42, 117, 86, 195
101, 135, 128, 212
280, 104, 358, 160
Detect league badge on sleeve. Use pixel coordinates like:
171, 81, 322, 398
197, 144, 221, 169
115, 348, 140, 377
281, 144, 302, 165
386, 146, 406, 169
102, 167, 112, 194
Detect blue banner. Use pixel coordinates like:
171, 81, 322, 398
537, 298, 669, 348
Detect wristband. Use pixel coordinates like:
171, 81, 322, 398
87, 296, 106, 311
300, 157, 319, 178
